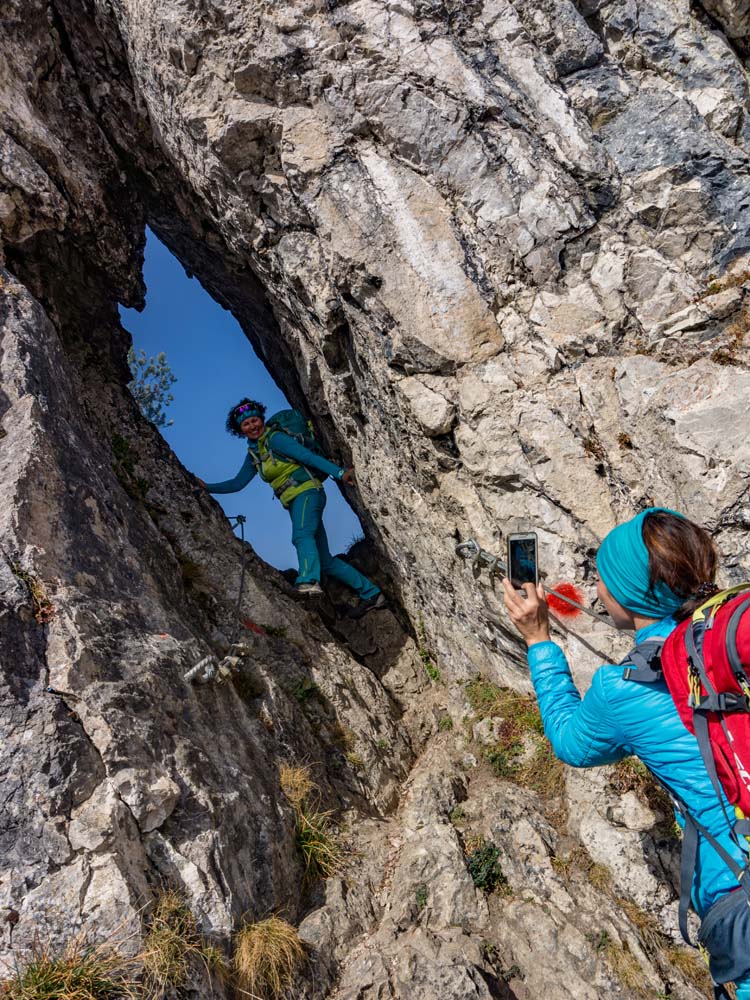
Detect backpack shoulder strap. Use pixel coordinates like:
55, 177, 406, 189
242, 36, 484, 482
621, 638, 667, 684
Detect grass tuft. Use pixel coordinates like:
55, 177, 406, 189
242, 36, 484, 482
5, 934, 140, 999
466, 678, 564, 804
279, 765, 314, 810
279, 765, 343, 880
142, 891, 228, 995
233, 916, 305, 1000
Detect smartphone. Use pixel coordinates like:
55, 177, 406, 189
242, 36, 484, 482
507, 532, 539, 591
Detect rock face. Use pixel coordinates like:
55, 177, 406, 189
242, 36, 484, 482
2, 0, 750, 996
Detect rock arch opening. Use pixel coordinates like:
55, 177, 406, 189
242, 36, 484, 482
120, 228, 364, 572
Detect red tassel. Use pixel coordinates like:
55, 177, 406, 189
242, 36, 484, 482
547, 582, 584, 618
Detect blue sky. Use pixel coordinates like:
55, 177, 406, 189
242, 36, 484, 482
119, 229, 362, 570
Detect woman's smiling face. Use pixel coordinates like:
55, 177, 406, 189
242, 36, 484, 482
240, 415, 265, 440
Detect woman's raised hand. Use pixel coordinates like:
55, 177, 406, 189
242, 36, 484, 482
341, 468, 355, 485
502, 578, 551, 647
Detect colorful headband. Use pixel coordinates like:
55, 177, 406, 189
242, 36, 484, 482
234, 404, 262, 421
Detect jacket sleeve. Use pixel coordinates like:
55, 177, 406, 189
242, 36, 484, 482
266, 432, 345, 480
527, 640, 628, 768
204, 453, 257, 494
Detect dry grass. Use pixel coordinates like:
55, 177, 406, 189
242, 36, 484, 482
552, 845, 612, 893
233, 916, 305, 1000
142, 891, 226, 995
279, 765, 343, 880
4, 934, 141, 999
664, 946, 714, 994
279, 765, 314, 810
10, 564, 55, 624
603, 938, 648, 996
466, 678, 564, 805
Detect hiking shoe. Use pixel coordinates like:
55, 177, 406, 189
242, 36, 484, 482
295, 582, 323, 596
348, 592, 388, 620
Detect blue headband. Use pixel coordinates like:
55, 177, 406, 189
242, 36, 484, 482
596, 507, 685, 618
234, 405, 262, 423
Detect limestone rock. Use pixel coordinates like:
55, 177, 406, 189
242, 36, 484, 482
2, 0, 750, 995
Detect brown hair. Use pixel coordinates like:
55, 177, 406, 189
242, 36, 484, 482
641, 511, 718, 621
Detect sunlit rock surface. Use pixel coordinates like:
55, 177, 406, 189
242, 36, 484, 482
2, 0, 749, 996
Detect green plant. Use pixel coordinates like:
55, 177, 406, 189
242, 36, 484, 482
415, 884, 428, 910
291, 677, 320, 704
260, 624, 288, 639
449, 805, 466, 826
375, 738, 389, 751
437, 715, 453, 731
5, 934, 140, 999
587, 929, 611, 952
10, 563, 55, 624
111, 434, 151, 502
417, 613, 440, 682
344, 750, 364, 768
233, 916, 305, 1000
142, 891, 226, 994
127, 347, 177, 428
465, 840, 510, 895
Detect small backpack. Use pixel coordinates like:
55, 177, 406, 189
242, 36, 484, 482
623, 585, 750, 991
251, 409, 329, 490
263, 409, 322, 454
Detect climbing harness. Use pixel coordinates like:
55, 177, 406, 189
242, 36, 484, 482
455, 538, 615, 628
184, 514, 252, 685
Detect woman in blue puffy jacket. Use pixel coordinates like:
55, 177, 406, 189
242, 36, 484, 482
502, 508, 750, 1000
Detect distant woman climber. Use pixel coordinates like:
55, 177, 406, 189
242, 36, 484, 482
502, 508, 750, 1000
199, 398, 386, 619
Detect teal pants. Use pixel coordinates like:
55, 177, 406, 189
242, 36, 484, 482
737, 978, 750, 999
288, 489, 380, 599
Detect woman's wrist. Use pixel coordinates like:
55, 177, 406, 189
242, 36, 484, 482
523, 629, 551, 647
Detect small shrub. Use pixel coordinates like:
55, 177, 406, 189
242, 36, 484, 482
465, 840, 510, 895
6, 935, 140, 999
415, 884, 428, 910
375, 738, 389, 751
437, 715, 453, 731
344, 750, 363, 768
233, 916, 304, 1000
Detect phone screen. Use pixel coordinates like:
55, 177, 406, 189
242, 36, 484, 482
508, 535, 538, 589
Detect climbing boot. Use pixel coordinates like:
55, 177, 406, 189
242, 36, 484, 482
348, 592, 388, 620
295, 582, 323, 596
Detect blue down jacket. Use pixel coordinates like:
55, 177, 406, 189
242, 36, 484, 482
527, 616, 746, 917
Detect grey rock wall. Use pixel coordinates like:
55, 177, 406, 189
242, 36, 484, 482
2, 0, 750, 996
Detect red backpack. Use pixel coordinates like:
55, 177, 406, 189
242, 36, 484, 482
623, 585, 750, 961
